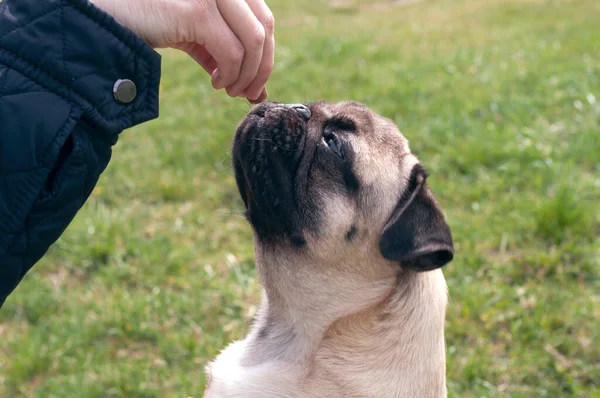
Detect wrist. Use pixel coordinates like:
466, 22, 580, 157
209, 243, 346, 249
87, 0, 185, 49
88, 0, 146, 43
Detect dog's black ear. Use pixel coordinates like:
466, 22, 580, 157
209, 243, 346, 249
379, 165, 454, 271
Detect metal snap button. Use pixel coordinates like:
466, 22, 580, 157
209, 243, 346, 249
113, 79, 137, 104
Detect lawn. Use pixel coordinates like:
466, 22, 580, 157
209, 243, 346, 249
1, 0, 599, 396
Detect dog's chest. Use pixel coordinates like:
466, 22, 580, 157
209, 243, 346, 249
204, 340, 304, 398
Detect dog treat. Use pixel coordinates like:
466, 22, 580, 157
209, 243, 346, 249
247, 87, 268, 104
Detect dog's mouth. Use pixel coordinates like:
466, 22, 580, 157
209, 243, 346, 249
232, 102, 316, 241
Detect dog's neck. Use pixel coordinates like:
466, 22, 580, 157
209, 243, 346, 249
238, 257, 448, 397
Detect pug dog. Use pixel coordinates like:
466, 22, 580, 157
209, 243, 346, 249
204, 101, 454, 398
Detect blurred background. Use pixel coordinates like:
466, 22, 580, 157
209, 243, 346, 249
1, 0, 599, 396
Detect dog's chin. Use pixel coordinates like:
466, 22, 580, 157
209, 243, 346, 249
232, 103, 313, 244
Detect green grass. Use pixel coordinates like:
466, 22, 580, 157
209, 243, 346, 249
1, 0, 599, 396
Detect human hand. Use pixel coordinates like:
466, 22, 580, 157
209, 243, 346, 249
90, 0, 274, 102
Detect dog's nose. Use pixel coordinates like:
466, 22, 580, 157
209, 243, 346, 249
288, 104, 311, 122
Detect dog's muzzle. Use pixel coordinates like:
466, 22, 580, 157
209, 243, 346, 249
262, 103, 310, 152
232, 102, 312, 238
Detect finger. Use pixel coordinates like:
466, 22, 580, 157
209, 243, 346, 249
247, 87, 268, 104
199, 5, 246, 90
217, 0, 265, 97
242, 0, 275, 101
174, 42, 218, 75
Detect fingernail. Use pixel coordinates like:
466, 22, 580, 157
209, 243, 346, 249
212, 71, 224, 89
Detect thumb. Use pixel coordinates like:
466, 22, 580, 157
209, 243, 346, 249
173, 42, 218, 75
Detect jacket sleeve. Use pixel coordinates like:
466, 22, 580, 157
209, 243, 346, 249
0, 0, 161, 307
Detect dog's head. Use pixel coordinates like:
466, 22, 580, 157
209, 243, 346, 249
232, 101, 453, 313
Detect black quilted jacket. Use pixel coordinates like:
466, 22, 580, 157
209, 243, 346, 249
0, 0, 161, 306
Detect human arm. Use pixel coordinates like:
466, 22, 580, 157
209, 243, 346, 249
89, 0, 274, 102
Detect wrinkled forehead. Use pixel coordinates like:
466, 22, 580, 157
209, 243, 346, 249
310, 101, 373, 122
311, 101, 410, 153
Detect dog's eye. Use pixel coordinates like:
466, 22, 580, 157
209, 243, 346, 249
323, 133, 343, 158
